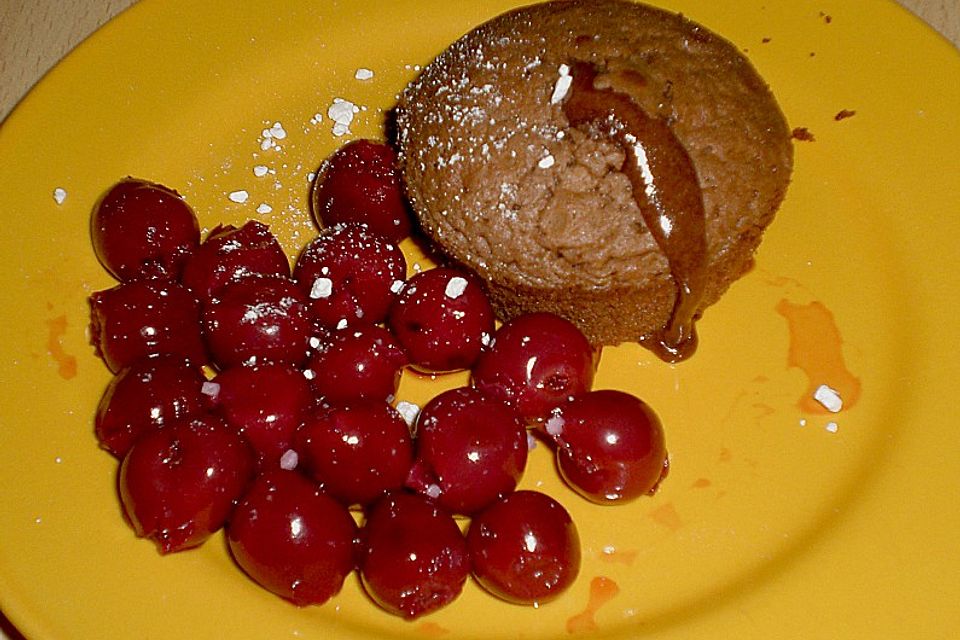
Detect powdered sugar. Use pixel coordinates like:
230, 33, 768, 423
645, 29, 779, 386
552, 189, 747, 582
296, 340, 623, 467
310, 277, 334, 299
813, 384, 843, 413
328, 98, 360, 137
550, 64, 572, 104
396, 400, 421, 428
444, 276, 468, 299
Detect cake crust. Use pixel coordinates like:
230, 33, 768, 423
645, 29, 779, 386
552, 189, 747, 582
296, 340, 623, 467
396, 0, 793, 347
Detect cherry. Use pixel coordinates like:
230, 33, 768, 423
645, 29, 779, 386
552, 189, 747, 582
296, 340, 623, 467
227, 470, 357, 607
119, 413, 255, 554
387, 267, 494, 372
311, 139, 412, 242
180, 221, 290, 300
406, 387, 527, 515
95, 356, 207, 458
89, 280, 207, 373
208, 363, 315, 467
472, 312, 598, 423
202, 276, 311, 368
304, 325, 407, 404
358, 491, 469, 619
293, 224, 406, 329
467, 490, 581, 606
541, 390, 668, 504
91, 178, 200, 282
295, 402, 414, 507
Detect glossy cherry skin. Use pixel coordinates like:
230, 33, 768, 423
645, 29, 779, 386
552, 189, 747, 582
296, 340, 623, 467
89, 280, 207, 373
180, 221, 290, 300
92, 178, 200, 282
227, 470, 357, 606
407, 387, 527, 515
208, 363, 315, 467
387, 267, 494, 372
467, 490, 581, 605
311, 139, 413, 242
293, 223, 406, 330
358, 491, 470, 619
472, 312, 598, 423
543, 390, 668, 504
202, 276, 311, 368
295, 402, 414, 507
95, 356, 207, 458
304, 325, 407, 404
119, 414, 255, 554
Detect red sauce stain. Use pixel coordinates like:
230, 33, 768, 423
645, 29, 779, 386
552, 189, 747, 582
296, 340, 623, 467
46, 314, 77, 380
775, 299, 861, 413
566, 576, 620, 634
647, 502, 683, 532
691, 477, 712, 489
416, 621, 450, 636
597, 548, 638, 566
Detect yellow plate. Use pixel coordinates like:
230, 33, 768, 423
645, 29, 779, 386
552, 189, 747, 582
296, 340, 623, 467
1, 0, 958, 638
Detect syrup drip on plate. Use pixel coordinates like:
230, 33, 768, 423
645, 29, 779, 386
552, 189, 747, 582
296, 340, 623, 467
562, 61, 707, 362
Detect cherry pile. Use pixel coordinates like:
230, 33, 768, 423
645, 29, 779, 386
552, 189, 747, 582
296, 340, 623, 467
87, 139, 669, 619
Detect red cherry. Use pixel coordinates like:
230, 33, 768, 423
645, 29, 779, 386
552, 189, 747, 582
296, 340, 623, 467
387, 267, 494, 372
542, 390, 668, 504
227, 470, 357, 606
467, 490, 581, 605
358, 491, 469, 619
311, 139, 412, 242
472, 312, 598, 423
304, 325, 407, 404
119, 414, 255, 554
202, 276, 311, 368
92, 178, 200, 282
407, 387, 527, 515
89, 280, 207, 373
180, 221, 290, 300
295, 402, 414, 507
293, 224, 406, 330
208, 363, 315, 467
95, 356, 207, 458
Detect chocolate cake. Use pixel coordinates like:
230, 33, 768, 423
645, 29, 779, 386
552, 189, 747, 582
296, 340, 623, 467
395, 0, 793, 360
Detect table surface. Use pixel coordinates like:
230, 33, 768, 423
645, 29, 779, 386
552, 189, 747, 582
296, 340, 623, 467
0, 1, 957, 639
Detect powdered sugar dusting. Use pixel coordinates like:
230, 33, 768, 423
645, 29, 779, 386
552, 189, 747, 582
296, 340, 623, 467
396, 400, 421, 428
545, 414, 565, 437
445, 276, 468, 299
328, 98, 360, 137
279, 449, 299, 470
310, 277, 334, 299
201, 381, 220, 400
813, 384, 843, 413
550, 64, 572, 104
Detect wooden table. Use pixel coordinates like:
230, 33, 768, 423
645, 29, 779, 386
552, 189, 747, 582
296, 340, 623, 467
0, 1, 957, 638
